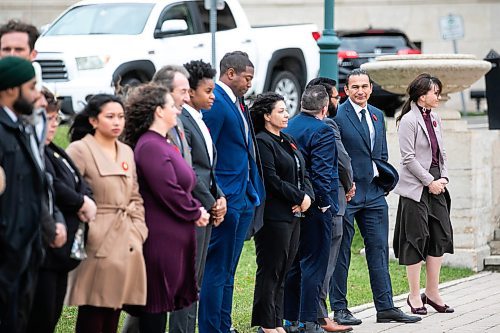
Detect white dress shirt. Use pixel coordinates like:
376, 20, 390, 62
348, 99, 379, 178
184, 103, 214, 164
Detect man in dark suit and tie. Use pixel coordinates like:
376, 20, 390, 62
168, 59, 227, 333
199, 51, 265, 333
331, 69, 420, 324
283, 85, 339, 333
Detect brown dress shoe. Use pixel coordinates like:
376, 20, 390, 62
320, 318, 353, 332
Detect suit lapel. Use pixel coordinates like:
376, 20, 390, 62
182, 108, 211, 163
216, 84, 247, 142
411, 104, 431, 145
345, 102, 371, 150
82, 135, 126, 176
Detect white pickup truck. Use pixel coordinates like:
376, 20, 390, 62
35, 0, 319, 116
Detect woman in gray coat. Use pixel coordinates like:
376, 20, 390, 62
393, 73, 454, 316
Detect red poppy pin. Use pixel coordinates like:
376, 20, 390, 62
173, 145, 180, 153
290, 142, 298, 150
372, 114, 378, 122
180, 130, 185, 140
433, 120, 437, 127
121, 162, 129, 171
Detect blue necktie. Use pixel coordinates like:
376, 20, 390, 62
360, 109, 370, 145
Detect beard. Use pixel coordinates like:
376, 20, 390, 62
13, 88, 34, 116
328, 104, 338, 118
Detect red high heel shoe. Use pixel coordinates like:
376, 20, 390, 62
407, 296, 427, 315
421, 293, 454, 313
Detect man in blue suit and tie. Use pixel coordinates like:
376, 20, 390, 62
283, 85, 339, 333
331, 69, 420, 324
199, 51, 265, 333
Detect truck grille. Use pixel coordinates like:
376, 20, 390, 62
37, 60, 68, 81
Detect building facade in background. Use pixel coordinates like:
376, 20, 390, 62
1, 0, 497, 109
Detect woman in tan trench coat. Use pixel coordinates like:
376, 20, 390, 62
66, 94, 148, 333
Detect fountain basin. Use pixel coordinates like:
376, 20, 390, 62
361, 54, 492, 95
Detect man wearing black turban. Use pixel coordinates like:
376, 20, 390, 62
0, 56, 49, 332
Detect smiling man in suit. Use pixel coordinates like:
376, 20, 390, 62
169, 59, 227, 333
199, 51, 265, 333
330, 69, 420, 325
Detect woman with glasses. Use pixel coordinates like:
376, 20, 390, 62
123, 84, 209, 333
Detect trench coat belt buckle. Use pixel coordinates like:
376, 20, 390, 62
95, 203, 135, 258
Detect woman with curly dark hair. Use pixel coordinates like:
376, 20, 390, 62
250, 92, 314, 333
124, 83, 209, 333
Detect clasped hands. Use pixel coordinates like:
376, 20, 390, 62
428, 178, 448, 195
206, 197, 227, 227
292, 194, 312, 214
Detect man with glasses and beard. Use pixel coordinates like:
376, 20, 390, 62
0, 56, 58, 332
300, 78, 354, 333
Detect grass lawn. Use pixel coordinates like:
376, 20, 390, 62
55, 225, 473, 333
53, 128, 473, 332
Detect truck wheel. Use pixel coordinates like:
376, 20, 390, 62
270, 71, 301, 117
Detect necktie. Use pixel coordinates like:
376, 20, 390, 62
360, 109, 370, 145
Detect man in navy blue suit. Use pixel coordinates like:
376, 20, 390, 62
330, 69, 420, 324
283, 85, 339, 333
199, 51, 265, 333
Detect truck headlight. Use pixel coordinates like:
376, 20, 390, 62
76, 56, 109, 70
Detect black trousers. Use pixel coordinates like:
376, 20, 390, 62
76, 305, 121, 333
26, 268, 68, 333
252, 218, 300, 328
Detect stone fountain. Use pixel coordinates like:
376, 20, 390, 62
360, 54, 500, 271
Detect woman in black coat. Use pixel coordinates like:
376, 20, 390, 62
26, 89, 97, 333
250, 92, 314, 333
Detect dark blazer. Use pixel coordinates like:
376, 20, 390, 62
44, 142, 93, 271
283, 112, 338, 214
0, 107, 46, 328
324, 117, 353, 216
180, 107, 224, 210
334, 100, 389, 190
256, 130, 314, 222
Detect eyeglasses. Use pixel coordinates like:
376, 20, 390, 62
332, 95, 341, 100
47, 114, 62, 125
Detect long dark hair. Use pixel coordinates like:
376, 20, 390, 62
250, 92, 285, 133
69, 94, 124, 142
397, 73, 443, 124
123, 83, 169, 148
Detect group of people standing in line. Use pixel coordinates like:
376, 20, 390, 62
0, 18, 455, 333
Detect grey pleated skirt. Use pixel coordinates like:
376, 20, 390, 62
393, 166, 454, 265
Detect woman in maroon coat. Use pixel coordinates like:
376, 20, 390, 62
123, 84, 210, 332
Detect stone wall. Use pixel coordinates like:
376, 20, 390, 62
386, 118, 500, 271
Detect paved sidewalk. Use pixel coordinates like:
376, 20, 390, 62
344, 271, 500, 333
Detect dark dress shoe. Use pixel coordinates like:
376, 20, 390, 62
407, 296, 427, 315
333, 309, 362, 326
303, 321, 325, 333
376, 307, 422, 323
421, 293, 454, 313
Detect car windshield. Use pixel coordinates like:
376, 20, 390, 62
45, 3, 154, 36
340, 35, 408, 53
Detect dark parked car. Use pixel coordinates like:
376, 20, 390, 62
335, 28, 421, 116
